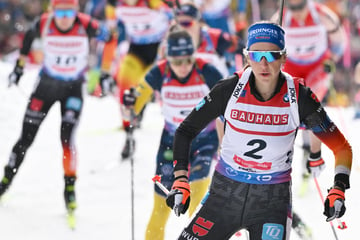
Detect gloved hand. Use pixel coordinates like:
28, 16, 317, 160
123, 88, 137, 107
323, 59, 336, 74
99, 72, 113, 96
306, 157, 325, 177
324, 186, 346, 222
166, 176, 190, 217
8, 59, 25, 87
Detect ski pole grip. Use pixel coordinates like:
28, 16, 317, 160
173, 194, 184, 217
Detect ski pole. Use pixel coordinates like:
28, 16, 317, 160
129, 128, 135, 240
313, 177, 346, 230
152, 175, 186, 216
152, 175, 169, 195
8, 83, 29, 99
313, 176, 339, 240
128, 105, 136, 240
313, 177, 346, 240
278, 0, 285, 26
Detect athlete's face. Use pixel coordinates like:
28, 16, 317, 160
53, 4, 77, 31
246, 42, 286, 86
168, 55, 195, 79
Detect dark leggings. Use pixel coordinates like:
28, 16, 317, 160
178, 171, 292, 240
7, 74, 83, 177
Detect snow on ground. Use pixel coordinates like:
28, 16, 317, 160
0, 61, 359, 240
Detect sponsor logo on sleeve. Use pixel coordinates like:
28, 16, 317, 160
195, 98, 206, 111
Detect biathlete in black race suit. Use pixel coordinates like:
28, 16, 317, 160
166, 21, 352, 240
0, 0, 116, 214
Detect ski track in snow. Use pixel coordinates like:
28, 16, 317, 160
0, 61, 359, 240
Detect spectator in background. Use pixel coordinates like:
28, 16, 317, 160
0, 0, 26, 55
23, 0, 44, 20
0, 0, 46, 57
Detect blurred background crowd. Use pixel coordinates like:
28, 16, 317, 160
1, 0, 360, 106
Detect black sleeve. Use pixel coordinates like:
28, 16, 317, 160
173, 75, 238, 171
20, 18, 41, 55
85, 18, 98, 38
202, 63, 224, 88
215, 31, 232, 57
298, 84, 327, 128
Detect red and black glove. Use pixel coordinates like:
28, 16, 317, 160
306, 156, 325, 177
324, 186, 346, 222
166, 175, 190, 216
